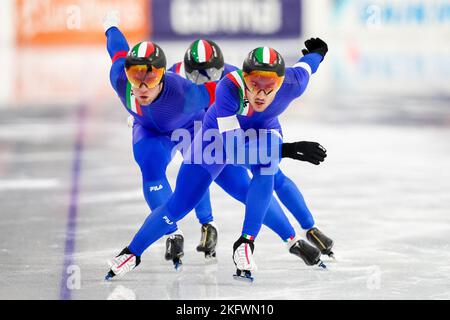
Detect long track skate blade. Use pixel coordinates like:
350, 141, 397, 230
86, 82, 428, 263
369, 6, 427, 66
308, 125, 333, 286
328, 252, 336, 260
173, 258, 183, 272
317, 261, 327, 270
205, 252, 217, 264
105, 270, 115, 281
233, 270, 254, 283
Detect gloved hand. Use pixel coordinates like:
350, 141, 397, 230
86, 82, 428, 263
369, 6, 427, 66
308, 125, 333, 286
103, 10, 120, 33
301, 38, 328, 60
281, 141, 327, 165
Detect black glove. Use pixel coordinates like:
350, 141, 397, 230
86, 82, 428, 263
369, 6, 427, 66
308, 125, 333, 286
301, 37, 328, 60
281, 141, 327, 165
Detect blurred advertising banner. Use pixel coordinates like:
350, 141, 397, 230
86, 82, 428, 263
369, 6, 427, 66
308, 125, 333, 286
307, 0, 450, 95
13, 47, 113, 105
15, 0, 150, 46
329, 0, 450, 32
151, 0, 302, 40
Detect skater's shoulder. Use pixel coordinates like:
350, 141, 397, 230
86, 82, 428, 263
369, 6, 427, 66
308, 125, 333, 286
223, 63, 239, 76
218, 70, 243, 95
164, 71, 185, 85
167, 61, 181, 74
161, 72, 192, 96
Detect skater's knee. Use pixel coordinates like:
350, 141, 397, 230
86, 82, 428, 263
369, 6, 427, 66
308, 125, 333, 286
250, 168, 275, 188
137, 156, 170, 182
133, 139, 171, 172
274, 170, 286, 190
223, 181, 249, 203
165, 199, 192, 222
142, 169, 169, 182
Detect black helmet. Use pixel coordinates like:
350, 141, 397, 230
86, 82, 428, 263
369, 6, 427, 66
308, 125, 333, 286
125, 41, 166, 88
243, 47, 285, 77
125, 41, 166, 70
184, 39, 224, 84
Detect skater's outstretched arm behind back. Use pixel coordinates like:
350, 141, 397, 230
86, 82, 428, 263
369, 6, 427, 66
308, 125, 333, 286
103, 10, 129, 93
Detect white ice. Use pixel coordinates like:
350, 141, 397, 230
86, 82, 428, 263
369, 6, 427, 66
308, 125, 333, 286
0, 41, 449, 300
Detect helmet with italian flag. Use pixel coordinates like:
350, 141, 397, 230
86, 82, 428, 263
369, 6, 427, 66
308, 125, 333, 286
184, 39, 224, 84
243, 47, 285, 77
242, 47, 285, 95
125, 41, 166, 88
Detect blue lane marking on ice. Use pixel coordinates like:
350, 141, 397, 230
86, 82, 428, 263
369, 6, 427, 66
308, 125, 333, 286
59, 105, 87, 300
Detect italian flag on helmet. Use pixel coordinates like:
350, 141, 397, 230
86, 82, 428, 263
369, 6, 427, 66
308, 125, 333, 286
131, 41, 156, 59
191, 39, 214, 63
184, 39, 224, 74
125, 41, 167, 69
243, 46, 285, 77
254, 47, 278, 65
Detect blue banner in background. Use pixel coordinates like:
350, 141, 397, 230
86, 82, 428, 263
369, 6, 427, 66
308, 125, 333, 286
151, 0, 302, 40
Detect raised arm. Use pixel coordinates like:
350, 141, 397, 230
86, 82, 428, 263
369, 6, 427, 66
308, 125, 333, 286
286, 37, 328, 97
103, 11, 129, 92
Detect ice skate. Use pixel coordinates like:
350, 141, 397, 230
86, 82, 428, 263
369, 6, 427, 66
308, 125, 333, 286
105, 247, 141, 280
288, 239, 327, 269
232, 237, 256, 283
196, 223, 218, 262
306, 227, 335, 259
165, 233, 184, 271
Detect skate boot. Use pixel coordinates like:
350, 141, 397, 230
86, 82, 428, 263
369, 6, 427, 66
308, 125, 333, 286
105, 247, 141, 280
232, 236, 257, 283
289, 239, 327, 269
165, 233, 184, 271
196, 223, 218, 261
306, 227, 335, 259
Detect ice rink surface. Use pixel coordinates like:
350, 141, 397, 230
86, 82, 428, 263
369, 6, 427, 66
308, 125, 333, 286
1, 86, 449, 300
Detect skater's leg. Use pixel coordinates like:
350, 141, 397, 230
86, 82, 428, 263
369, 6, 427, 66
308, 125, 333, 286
133, 136, 174, 209
128, 163, 217, 256
274, 169, 315, 230
214, 165, 295, 241
193, 188, 216, 259
215, 165, 326, 267
194, 188, 213, 225
274, 170, 334, 258
242, 167, 275, 239
132, 125, 178, 234
240, 129, 282, 239
263, 199, 296, 242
